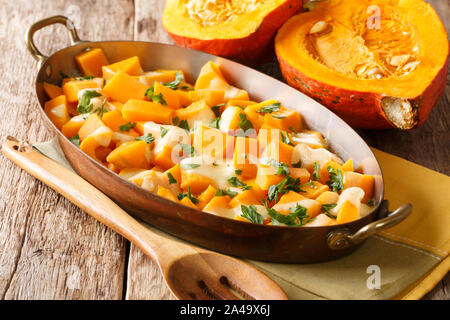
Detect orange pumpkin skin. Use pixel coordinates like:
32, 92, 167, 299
275, 0, 449, 130
164, 0, 302, 61
277, 51, 449, 129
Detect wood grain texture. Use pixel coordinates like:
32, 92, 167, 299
0, 0, 448, 300
0, 0, 134, 299
124, 0, 176, 300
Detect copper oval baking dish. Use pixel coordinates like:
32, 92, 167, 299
26, 16, 411, 263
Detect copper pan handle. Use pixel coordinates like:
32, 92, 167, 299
327, 200, 412, 250
25, 15, 85, 66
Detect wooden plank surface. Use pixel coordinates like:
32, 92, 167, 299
0, 0, 448, 300
0, 0, 134, 299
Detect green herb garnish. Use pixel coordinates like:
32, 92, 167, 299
321, 203, 337, 219
160, 126, 168, 138
265, 202, 309, 227
180, 143, 196, 157
280, 131, 294, 146
237, 113, 254, 131
69, 133, 80, 147
215, 189, 238, 198
312, 162, 320, 181
210, 117, 221, 129
240, 205, 263, 224
163, 71, 184, 90
177, 187, 199, 204
167, 172, 177, 184
74, 75, 94, 81
93, 98, 107, 117
211, 104, 224, 117
235, 169, 242, 175
120, 122, 137, 132
257, 102, 281, 114
326, 166, 344, 193
145, 86, 167, 105
77, 90, 101, 114
180, 163, 201, 170
135, 133, 155, 144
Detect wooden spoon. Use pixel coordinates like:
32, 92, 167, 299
2, 137, 288, 300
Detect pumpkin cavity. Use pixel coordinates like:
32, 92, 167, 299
305, 4, 420, 80
184, 0, 264, 27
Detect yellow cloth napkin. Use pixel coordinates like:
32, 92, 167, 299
34, 140, 450, 300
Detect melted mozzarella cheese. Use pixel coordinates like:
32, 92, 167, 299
180, 156, 235, 189
291, 143, 343, 169
143, 121, 190, 154
332, 187, 365, 215
304, 214, 335, 227
219, 106, 240, 132
292, 131, 326, 148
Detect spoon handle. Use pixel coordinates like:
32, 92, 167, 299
1, 138, 191, 270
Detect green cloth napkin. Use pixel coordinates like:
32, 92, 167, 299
33, 138, 450, 300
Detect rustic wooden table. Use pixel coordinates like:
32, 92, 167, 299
0, 0, 448, 300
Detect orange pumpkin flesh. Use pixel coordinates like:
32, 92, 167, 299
162, 0, 302, 61
275, 0, 449, 129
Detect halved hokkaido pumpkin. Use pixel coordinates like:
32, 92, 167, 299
162, 0, 302, 61
275, 0, 449, 129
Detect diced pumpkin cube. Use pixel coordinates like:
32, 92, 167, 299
194, 61, 248, 101
233, 136, 258, 179
289, 168, 310, 185
62, 79, 102, 104
262, 107, 302, 132
43, 82, 63, 99
229, 190, 261, 208
79, 126, 113, 162
122, 99, 174, 124
165, 164, 181, 186
203, 196, 235, 219
336, 200, 359, 224
61, 114, 87, 138
153, 82, 182, 109
106, 140, 151, 169
276, 190, 307, 204
243, 179, 267, 200
78, 113, 106, 140
75, 48, 109, 77
153, 144, 177, 170
188, 89, 225, 107
300, 180, 329, 199
193, 125, 235, 161
157, 186, 179, 203
255, 164, 283, 190
341, 158, 354, 171
102, 110, 138, 134
343, 171, 374, 203
319, 160, 343, 184
315, 191, 339, 205
180, 169, 217, 194
175, 100, 215, 130
102, 71, 147, 103
136, 70, 183, 86
218, 106, 248, 133
197, 185, 217, 210
260, 140, 294, 166
227, 99, 256, 109
119, 168, 148, 180
102, 56, 143, 80
244, 99, 279, 130
44, 95, 70, 130
180, 196, 198, 209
